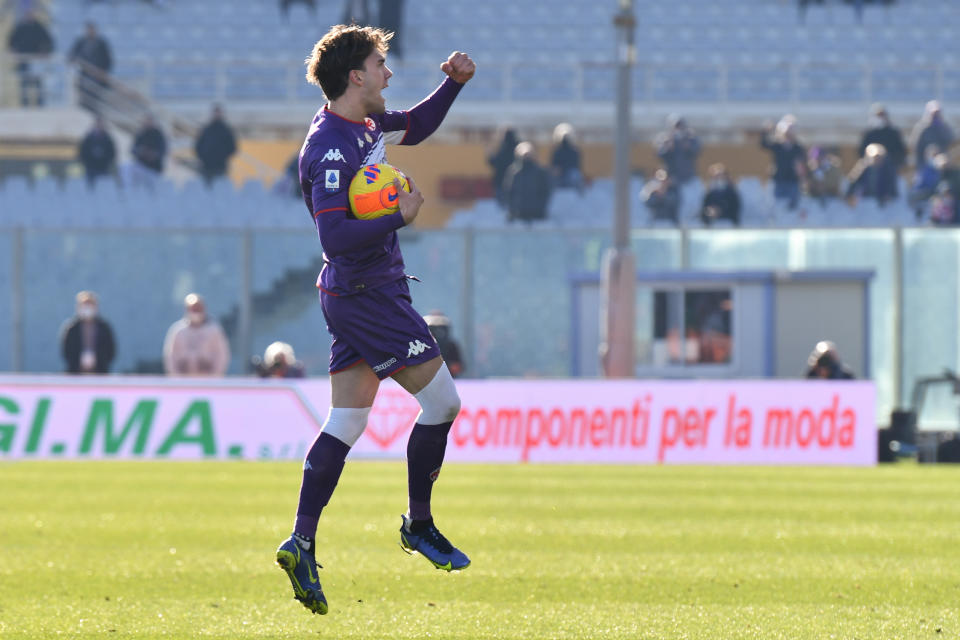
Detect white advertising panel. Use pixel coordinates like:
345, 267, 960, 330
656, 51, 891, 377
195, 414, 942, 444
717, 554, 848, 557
0, 377, 876, 465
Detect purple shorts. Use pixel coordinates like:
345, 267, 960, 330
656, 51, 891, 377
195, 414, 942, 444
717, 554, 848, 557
320, 277, 438, 379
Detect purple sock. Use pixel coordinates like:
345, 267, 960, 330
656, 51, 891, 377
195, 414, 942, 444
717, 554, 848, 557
406, 421, 453, 521
293, 432, 351, 539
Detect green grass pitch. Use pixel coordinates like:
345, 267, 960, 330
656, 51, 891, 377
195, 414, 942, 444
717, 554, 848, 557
2, 461, 959, 639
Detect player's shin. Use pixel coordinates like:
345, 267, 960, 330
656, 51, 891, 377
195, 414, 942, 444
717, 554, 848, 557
406, 420, 453, 520
405, 363, 460, 521
293, 407, 370, 541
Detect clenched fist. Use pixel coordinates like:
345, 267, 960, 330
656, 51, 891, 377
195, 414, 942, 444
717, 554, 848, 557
441, 51, 476, 84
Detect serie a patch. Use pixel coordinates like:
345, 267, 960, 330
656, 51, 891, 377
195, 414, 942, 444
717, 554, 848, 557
325, 169, 340, 192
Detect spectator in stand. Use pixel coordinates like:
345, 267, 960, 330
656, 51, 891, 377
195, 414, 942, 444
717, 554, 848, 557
504, 141, 552, 223
760, 115, 807, 211
805, 146, 843, 207
929, 182, 957, 226
253, 341, 306, 378
805, 340, 855, 379
274, 151, 304, 199
797, 0, 824, 24
279, 0, 316, 20
930, 154, 960, 225
129, 114, 167, 189
937, 153, 960, 201
194, 104, 238, 186
423, 311, 465, 378
850, 0, 864, 24
7, 9, 54, 107
550, 122, 584, 192
68, 22, 112, 113
845, 143, 898, 208
655, 114, 701, 185
642, 169, 680, 224
341, 0, 371, 25
859, 103, 907, 174
910, 100, 954, 169
487, 126, 519, 208
59, 291, 116, 374
163, 293, 231, 377
377, 0, 405, 60
700, 163, 741, 226
908, 147, 944, 218
77, 115, 116, 188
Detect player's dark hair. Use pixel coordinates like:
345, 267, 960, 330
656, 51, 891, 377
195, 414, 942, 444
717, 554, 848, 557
305, 24, 392, 101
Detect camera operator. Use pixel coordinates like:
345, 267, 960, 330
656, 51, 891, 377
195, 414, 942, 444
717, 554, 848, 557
252, 341, 305, 379
805, 340, 855, 379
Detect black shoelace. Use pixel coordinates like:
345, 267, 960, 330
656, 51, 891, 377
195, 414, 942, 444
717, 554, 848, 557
421, 523, 454, 554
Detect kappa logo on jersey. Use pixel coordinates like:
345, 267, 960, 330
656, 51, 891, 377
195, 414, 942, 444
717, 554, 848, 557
325, 169, 340, 192
406, 340, 431, 358
357, 137, 364, 148
323, 148, 345, 162
364, 117, 376, 131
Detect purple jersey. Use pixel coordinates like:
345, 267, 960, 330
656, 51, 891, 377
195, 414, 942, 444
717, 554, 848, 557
299, 77, 463, 296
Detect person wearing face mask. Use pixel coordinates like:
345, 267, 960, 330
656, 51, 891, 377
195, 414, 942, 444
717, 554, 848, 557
700, 163, 741, 226
859, 104, 906, 173
910, 100, 955, 170
60, 291, 116, 374
162, 293, 231, 377
760, 115, 807, 211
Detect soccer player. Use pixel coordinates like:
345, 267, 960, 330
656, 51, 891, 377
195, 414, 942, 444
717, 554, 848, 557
275, 25, 475, 616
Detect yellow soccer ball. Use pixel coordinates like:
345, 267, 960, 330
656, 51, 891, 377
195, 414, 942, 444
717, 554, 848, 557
347, 163, 411, 220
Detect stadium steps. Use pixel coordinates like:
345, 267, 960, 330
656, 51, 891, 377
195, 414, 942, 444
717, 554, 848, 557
218, 254, 327, 374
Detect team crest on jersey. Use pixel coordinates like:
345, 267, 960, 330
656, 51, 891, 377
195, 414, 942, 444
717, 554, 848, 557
325, 169, 340, 192
364, 117, 376, 131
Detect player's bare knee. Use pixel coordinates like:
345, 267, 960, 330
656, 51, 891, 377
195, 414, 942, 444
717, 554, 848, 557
413, 363, 461, 425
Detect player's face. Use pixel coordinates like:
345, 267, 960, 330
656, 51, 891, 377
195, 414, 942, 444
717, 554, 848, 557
360, 49, 392, 114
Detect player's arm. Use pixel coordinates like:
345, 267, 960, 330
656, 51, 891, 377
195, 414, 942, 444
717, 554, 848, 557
312, 190, 404, 255
383, 52, 476, 146
310, 168, 422, 254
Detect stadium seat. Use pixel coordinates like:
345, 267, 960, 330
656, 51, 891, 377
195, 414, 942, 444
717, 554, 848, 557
39, 0, 957, 106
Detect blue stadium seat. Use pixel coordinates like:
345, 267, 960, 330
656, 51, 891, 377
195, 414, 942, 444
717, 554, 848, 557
727, 68, 791, 103
42, 0, 959, 106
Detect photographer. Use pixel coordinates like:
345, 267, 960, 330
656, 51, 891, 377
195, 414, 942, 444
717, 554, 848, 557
805, 340, 855, 379
253, 341, 305, 379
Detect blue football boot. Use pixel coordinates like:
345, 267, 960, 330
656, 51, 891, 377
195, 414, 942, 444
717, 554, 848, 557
399, 514, 471, 571
276, 535, 328, 615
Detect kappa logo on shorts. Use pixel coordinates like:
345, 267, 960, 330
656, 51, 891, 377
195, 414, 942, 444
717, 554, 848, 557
322, 148, 345, 162
406, 340, 431, 358
372, 357, 398, 373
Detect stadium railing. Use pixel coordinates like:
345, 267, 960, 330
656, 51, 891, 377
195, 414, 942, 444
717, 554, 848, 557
2, 224, 960, 432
